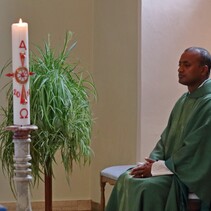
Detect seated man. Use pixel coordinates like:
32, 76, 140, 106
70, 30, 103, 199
106, 47, 211, 211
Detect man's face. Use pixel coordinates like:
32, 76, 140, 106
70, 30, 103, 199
178, 51, 204, 88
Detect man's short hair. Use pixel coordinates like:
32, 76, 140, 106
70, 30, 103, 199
185, 47, 211, 73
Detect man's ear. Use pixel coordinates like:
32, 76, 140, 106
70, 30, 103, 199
201, 65, 209, 76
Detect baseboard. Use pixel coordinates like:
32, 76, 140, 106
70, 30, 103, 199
1, 200, 100, 211
91, 201, 101, 211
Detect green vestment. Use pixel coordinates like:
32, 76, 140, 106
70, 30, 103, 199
106, 80, 211, 211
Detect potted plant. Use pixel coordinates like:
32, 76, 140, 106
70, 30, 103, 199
0, 31, 96, 210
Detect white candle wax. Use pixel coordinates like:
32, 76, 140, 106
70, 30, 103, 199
12, 19, 30, 125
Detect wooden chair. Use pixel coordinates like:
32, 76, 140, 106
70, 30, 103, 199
100, 165, 201, 211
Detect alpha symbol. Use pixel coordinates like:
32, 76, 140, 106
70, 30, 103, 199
19, 40, 27, 50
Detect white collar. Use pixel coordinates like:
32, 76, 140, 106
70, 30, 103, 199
198, 78, 210, 88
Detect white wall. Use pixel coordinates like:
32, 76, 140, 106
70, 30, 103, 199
140, 0, 211, 160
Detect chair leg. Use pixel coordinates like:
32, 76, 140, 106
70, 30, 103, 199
100, 176, 106, 211
187, 199, 201, 211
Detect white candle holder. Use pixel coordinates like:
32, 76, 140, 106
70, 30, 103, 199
6, 125, 37, 211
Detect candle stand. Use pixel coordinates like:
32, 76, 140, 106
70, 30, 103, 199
6, 125, 37, 211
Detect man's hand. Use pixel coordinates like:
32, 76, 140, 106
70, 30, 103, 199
130, 158, 155, 178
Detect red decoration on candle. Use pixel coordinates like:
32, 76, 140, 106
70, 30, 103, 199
20, 85, 27, 105
20, 108, 28, 118
20, 52, 26, 66
15, 67, 29, 84
29, 72, 35, 76
6, 73, 14, 77
19, 40, 27, 50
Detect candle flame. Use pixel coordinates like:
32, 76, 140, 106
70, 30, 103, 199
19, 18, 23, 24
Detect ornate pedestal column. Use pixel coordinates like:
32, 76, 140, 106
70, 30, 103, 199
6, 125, 37, 211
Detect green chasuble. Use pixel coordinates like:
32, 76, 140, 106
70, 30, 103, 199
106, 80, 211, 211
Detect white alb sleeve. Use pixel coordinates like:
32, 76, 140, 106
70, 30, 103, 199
151, 160, 173, 176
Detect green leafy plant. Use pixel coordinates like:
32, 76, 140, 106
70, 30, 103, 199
0, 31, 96, 191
